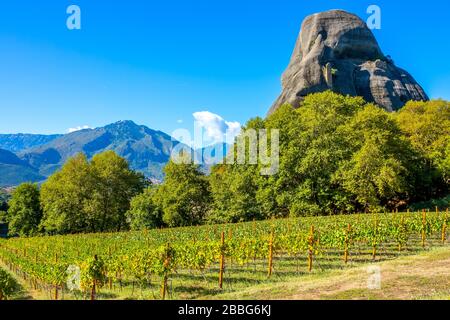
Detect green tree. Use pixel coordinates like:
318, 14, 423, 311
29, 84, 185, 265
263, 92, 368, 215
209, 116, 272, 223
7, 183, 42, 237
126, 187, 162, 230
396, 100, 450, 196
157, 159, 211, 227
439, 141, 450, 184
210, 91, 431, 218
209, 163, 261, 223
0, 189, 9, 222
87, 151, 147, 232
40, 153, 94, 234
0, 189, 9, 212
0, 268, 20, 300
334, 105, 414, 210
40, 151, 146, 234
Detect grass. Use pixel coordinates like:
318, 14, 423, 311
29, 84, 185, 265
0, 266, 30, 300
4, 241, 449, 300
210, 246, 450, 300
1, 211, 448, 300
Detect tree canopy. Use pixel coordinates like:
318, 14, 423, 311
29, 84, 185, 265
40, 151, 146, 234
157, 159, 211, 227
126, 187, 162, 230
6, 183, 42, 237
209, 92, 449, 220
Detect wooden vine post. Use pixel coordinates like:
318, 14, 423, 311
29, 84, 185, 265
344, 223, 351, 264
372, 214, 378, 261
399, 215, 405, 252
33, 251, 39, 290
267, 231, 274, 277
54, 252, 59, 300
442, 208, 448, 245
308, 226, 315, 272
161, 244, 171, 300
90, 255, 99, 301
422, 209, 427, 249
91, 279, 96, 301
108, 247, 113, 290
218, 232, 225, 289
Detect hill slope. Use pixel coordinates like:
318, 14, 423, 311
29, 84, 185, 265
0, 149, 45, 187
17, 120, 181, 181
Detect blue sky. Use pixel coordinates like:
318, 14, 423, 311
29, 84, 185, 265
0, 0, 449, 139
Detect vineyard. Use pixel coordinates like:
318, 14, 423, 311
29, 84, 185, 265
0, 209, 448, 300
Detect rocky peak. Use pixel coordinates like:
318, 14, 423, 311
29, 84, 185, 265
269, 10, 428, 114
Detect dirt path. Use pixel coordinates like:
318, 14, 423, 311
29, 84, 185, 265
211, 246, 450, 300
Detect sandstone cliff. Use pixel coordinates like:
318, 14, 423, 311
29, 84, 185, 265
269, 10, 428, 114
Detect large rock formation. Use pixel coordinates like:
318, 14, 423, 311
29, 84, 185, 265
269, 10, 428, 114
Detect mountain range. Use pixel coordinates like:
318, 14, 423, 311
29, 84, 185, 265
0, 121, 182, 187
0, 121, 231, 187
0, 149, 46, 187
0, 134, 63, 153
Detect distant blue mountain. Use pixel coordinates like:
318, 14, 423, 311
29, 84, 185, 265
0, 149, 46, 187
0, 121, 232, 187
19, 120, 181, 180
0, 134, 62, 153
0, 121, 185, 187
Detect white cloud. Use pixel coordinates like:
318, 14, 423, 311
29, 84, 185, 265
67, 125, 92, 133
193, 111, 241, 146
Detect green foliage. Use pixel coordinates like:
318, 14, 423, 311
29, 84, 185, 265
87, 151, 148, 231
126, 187, 162, 230
272, 93, 369, 215
80, 255, 108, 291
0, 211, 7, 224
40, 153, 95, 234
7, 183, 42, 237
0, 189, 9, 220
209, 116, 276, 223
210, 92, 448, 222
396, 100, 450, 156
409, 195, 450, 211
334, 105, 412, 210
40, 151, 146, 234
396, 100, 450, 195
156, 159, 211, 227
209, 164, 262, 223
0, 268, 20, 300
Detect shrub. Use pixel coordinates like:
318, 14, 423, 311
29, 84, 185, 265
0, 268, 20, 300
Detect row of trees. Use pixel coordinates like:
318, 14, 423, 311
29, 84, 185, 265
205, 93, 449, 222
4, 151, 147, 236
127, 92, 449, 228
3, 92, 449, 235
